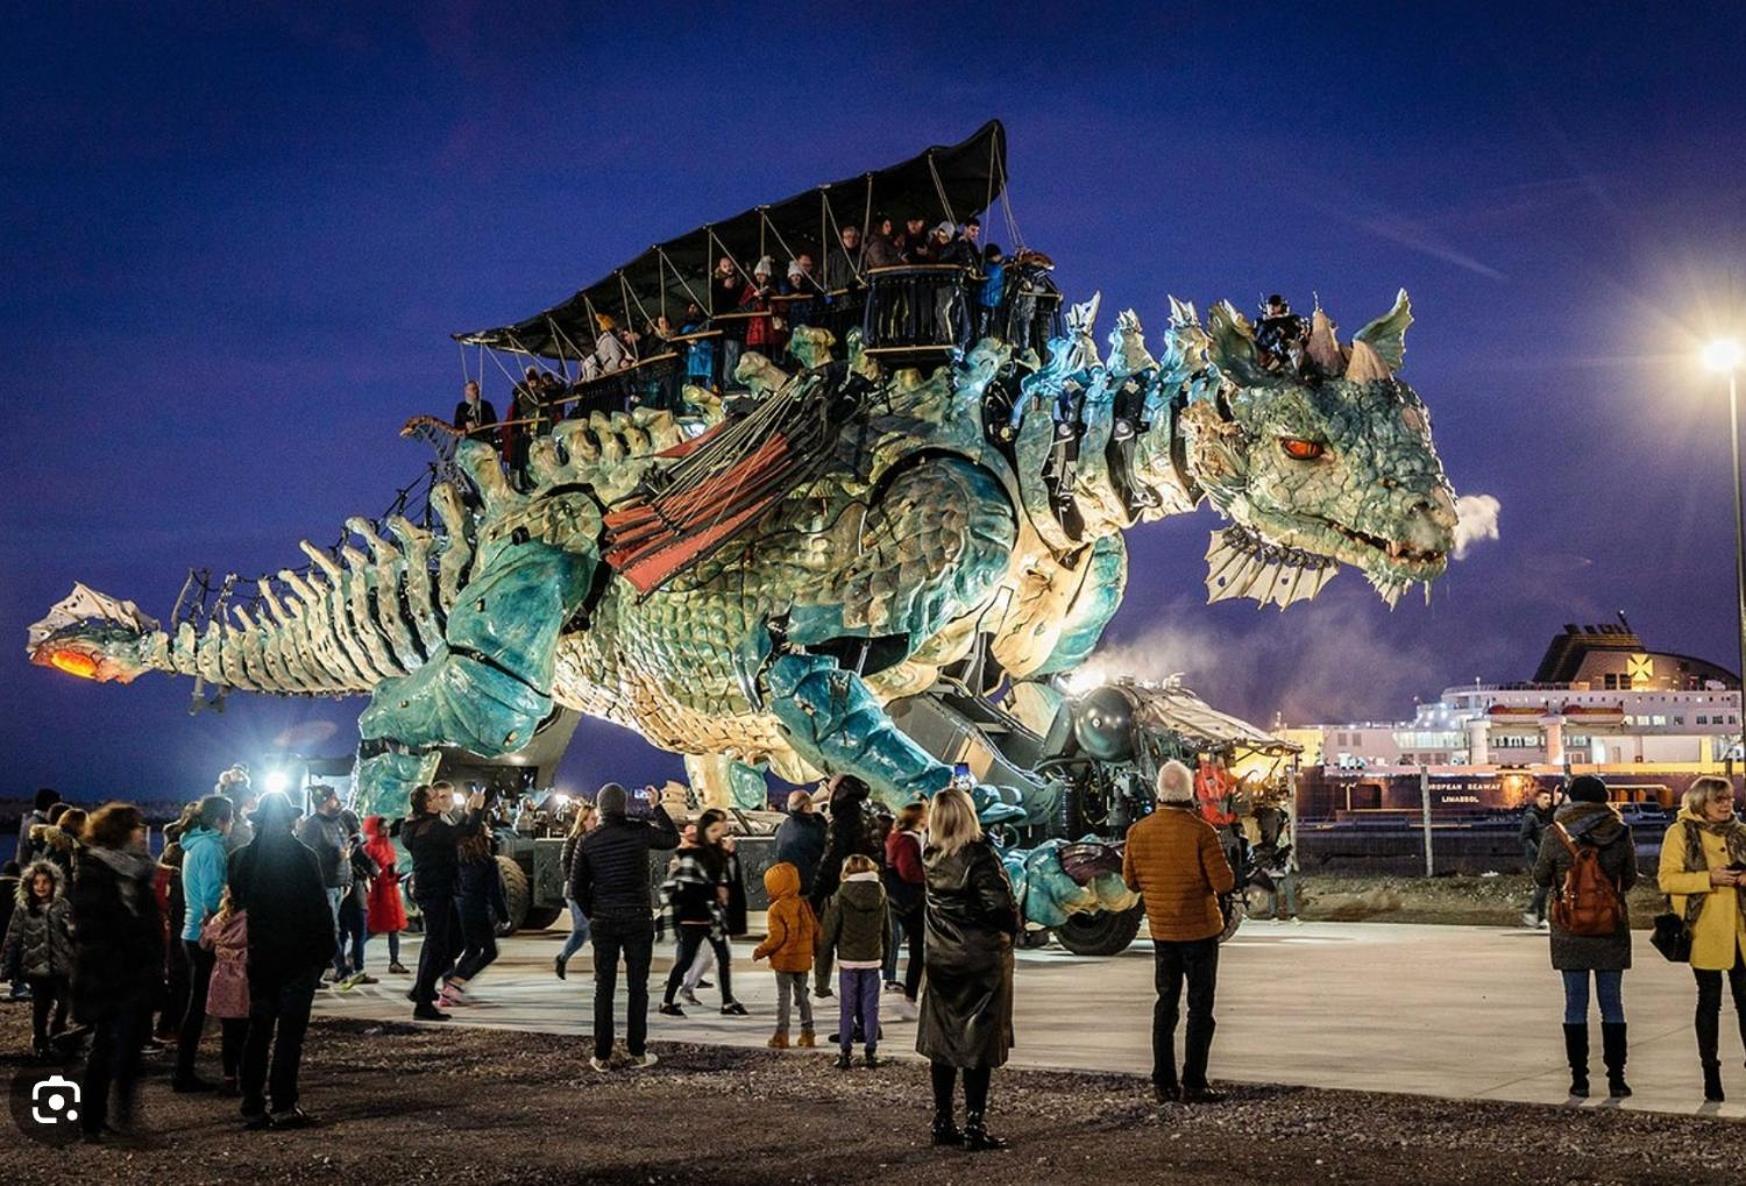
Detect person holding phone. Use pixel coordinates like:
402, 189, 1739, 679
403, 782, 484, 1022
570, 782, 679, 1072
1657, 776, 1746, 1102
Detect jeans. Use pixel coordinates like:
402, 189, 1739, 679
838, 967, 881, 1054
26, 974, 68, 1049
896, 906, 925, 999
591, 913, 655, 1060
683, 940, 715, 992
1561, 968, 1625, 1024
339, 893, 367, 971
1152, 936, 1220, 1090
558, 898, 592, 965
665, 927, 733, 1006
882, 909, 902, 983
453, 900, 499, 983
412, 894, 457, 1007
387, 931, 401, 966
1693, 950, 1746, 1067
241, 966, 320, 1117
176, 939, 215, 1082
775, 971, 813, 1031
325, 888, 347, 975
81, 995, 149, 1137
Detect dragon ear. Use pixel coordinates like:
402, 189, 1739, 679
1306, 306, 1345, 376
1207, 300, 1269, 386
1353, 288, 1412, 372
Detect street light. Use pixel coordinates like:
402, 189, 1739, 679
1705, 337, 1746, 781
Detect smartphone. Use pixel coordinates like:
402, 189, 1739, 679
952, 762, 972, 788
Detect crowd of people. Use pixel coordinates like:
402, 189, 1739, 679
6, 759, 1745, 1149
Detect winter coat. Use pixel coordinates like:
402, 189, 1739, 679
722, 845, 749, 937
3, 861, 74, 980
883, 828, 926, 914
71, 845, 163, 1023
819, 873, 888, 975
1520, 803, 1553, 864
403, 810, 480, 904
773, 811, 828, 896
179, 826, 229, 942
1532, 802, 1637, 971
200, 909, 250, 1019
665, 846, 724, 928
863, 234, 902, 270
811, 783, 883, 909
739, 281, 779, 349
457, 851, 509, 925
361, 820, 408, 933
34, 825, 80, 884
453, 397, 499, 440
0, 873, 17, 958
229, 827, 334, 989
917, 838, 1018, 1070
1122, 804, 1235, 943
752, 862, 817, 974
295, 810, 352, 889
1658, 808, 1746, 972
570, 806, 680, 923
980, 263, 1005, 310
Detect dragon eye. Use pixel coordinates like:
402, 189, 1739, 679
1280, 437, 1325, 461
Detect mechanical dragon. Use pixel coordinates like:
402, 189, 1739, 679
26, 134, 1458, 937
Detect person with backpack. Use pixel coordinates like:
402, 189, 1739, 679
1532, 774, 1637, 1100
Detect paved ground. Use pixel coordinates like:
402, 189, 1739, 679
318, 919, 1746, 1119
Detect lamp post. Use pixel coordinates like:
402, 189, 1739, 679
1704, 337, 1746, 780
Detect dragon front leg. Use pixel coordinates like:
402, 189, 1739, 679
351, 442, 603, 818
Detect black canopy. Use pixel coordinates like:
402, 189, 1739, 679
454, 120, 1008, 359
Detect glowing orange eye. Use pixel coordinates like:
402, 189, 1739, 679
1280, 438, 1325, 460
49, 650, 99, 679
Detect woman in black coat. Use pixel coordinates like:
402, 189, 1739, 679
1532, 774, 1637, 1100
71, 802, 163, 1142
916, 787, 1018, 1153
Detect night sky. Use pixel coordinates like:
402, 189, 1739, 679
6, 3, 1746, 803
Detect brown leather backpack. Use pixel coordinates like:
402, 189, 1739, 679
1550, 823, 1626, 937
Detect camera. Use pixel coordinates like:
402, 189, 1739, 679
30, 1075, 80, 1126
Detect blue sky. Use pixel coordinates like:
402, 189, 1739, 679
5, 2, 1746, 800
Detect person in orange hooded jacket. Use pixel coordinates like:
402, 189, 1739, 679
752, 861, 818, 1049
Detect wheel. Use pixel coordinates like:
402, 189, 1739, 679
522, 904, 564, 931
495, 855, 530, 936
1054, 904, 1143, 956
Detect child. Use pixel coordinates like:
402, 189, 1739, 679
199, 886, 251, 1095
818, 853, 887, 1069
751, 861, 819, 1049
2, 860, 75, 1057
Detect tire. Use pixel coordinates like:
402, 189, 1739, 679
522, 905, 565, 931
495, 855, 530, 936
1054, 904, 1143, 956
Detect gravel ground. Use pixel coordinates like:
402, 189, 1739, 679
4, 1006, 1741, 1185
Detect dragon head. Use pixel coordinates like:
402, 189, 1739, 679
26, 583, 164, 683
1177, 291, 1457, 606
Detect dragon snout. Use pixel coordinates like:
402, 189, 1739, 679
1401, 487, 1458, 553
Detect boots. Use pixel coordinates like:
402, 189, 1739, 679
796, 1027, 816, 1048
767, 1029, 789, 1050
931, 1112, 963, 1147
1704, 1062, 1725, 1103
1600, 1022, 1631, 1098
1562, 1023, 1589, 1098
1698, 1007, 1725, 1101
962, 1112, 1008, 1152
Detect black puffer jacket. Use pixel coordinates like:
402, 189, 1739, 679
71, 846, 164, 1023
229, 826, 335, 988
1532, 802, 1638, 971
402, 810, 480, 903
2, 861, 74, 980
917, 838, 1019, 1070
811, 782, 883, 909
570, 806, 680, 922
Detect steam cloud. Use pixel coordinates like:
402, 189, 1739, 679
1452, 493, 1501, 560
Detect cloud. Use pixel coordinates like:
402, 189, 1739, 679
1452, 493, 1501, 560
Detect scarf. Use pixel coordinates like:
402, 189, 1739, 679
87, 844, 156, 917
1681, 816, 1746, 921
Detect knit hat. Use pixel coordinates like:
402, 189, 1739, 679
1566, 775, 1609, 804
933, 221, 955, 238
753, 255, 774, 277
597, 782, 628, 818
1157, 760, 1195, 804
787, 259, 804, 279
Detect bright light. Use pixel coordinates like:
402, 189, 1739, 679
263, 770, 290, 794
1703, 338, 1744, 374
452, 791, 467, 808
553, 793, 572, 807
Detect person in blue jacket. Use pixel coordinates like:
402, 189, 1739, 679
174, 794, 234, 1092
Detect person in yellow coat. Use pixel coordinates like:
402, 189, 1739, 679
1657, 776, 1746, 1103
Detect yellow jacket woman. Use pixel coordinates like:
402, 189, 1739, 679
1656, 776, 1746, 1103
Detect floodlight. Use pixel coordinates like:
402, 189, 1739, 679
263, 769, 290, 794
1702, 338, 1744, 374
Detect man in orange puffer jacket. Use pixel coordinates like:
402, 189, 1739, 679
752, 861, 819, 1048
1123, 760, 1236, 1105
